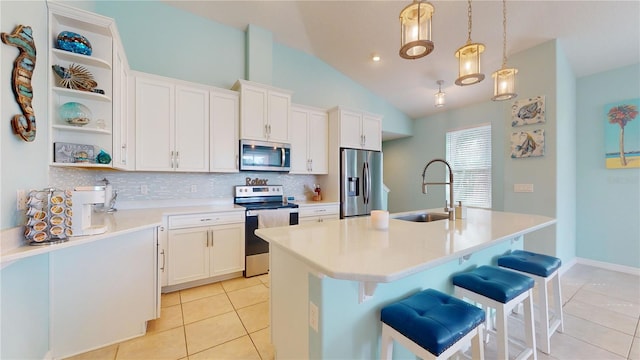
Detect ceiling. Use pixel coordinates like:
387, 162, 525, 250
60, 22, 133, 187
163, 0, 640, 120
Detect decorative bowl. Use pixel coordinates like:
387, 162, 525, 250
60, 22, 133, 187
59, 102, 92, 126
56, 31, 92, 56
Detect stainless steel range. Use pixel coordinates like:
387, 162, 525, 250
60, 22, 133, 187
234, 185, 298, 277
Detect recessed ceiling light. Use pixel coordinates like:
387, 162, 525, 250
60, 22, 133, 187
372, 54, 381, 62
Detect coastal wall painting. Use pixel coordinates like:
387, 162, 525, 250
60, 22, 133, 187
605, 98, 639, 169
511, 96, 545, 127
511, 129, 545, 158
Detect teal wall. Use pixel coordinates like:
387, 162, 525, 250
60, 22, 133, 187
576, 64, 640, 268
384, 40, 577, 264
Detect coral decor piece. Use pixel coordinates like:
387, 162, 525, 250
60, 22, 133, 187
1, 24, 37, 142
605, 99, 639, 169
52, 63, 98, 92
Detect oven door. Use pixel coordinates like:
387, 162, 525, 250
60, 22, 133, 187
245, 208, 298, 277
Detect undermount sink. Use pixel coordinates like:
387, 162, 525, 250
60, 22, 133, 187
392, 212, 450, 223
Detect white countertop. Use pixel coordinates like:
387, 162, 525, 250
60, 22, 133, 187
256, 208, 556, 283
1, 204, 245, 264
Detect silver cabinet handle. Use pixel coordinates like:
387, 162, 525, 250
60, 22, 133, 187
200, 218, 212, 222
206, 230, 210, 247
176, 151, 180, 168
170, 151, 175, 168
160, 249, 165, 271
210, 230, 214, 247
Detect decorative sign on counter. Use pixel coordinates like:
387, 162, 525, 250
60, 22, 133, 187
245, 177, 268, 186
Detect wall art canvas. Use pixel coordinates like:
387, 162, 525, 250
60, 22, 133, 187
511, 96, 545, 127
511, 129, 545, 158
605, 98, 639, 169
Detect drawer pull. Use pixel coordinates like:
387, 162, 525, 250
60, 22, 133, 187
200, 218, 212, 222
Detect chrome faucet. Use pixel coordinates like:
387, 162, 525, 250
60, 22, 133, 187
421, 159, 455, 221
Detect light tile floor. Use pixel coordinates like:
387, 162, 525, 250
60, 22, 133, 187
67, 264, 639, 359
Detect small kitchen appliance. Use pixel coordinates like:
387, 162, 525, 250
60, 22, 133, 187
234, 185, 298, 277
71, 186, 107, 236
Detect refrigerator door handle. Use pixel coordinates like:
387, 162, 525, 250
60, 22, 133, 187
363, 162, 370, 205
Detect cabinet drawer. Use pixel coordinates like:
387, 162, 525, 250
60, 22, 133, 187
299, 204, 339, 218
168, 212, 244, 229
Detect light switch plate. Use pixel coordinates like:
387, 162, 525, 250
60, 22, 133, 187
514, 184, 534, 193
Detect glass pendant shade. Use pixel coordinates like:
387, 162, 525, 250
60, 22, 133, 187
434, 80, 445, 107
399, 0, 434, 59
492, 67, 518, 101
455, 42, 485, 85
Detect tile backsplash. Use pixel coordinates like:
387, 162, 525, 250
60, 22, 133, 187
49, 167, 319, 204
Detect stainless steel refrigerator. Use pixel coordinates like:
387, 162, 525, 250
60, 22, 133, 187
340, 148, 384, 218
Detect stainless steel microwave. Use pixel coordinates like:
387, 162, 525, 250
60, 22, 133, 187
239, 139, 291, 172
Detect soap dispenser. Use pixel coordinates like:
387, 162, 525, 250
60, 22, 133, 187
455, 201, 467, 219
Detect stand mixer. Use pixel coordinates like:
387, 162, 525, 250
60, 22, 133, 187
71, 186, 107, 236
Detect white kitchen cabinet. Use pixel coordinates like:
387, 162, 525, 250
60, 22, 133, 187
233, 80, 292, 143
167, 212, 245, 286
210, 89, 240, 172
112, 32, 134, 170
298, 203, 340, 224
48, 4, 119, 168
50, 227, 159, 359
134, 72, 210, 172
329, 107, 382, 151
290, 105, 328, 174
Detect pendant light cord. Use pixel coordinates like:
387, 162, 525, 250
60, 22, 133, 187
501, 0, 507, 68
466, 0, 473, 43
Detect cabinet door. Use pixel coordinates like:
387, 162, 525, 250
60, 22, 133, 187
339, 110, 363, 149
135, 76, 174, 171
289, 107, 310, 174
267, 91, 291, 142
167, 227, 209, 285
210, 91, 239, 172
362, 114, 382, 151
112, 36, 134, 170
240, 85, 268, 140
175, 86, 209, 172
308, 111, 328, 174
210, 224, 245, 277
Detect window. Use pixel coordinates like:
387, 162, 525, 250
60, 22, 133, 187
445, 124, 492, 209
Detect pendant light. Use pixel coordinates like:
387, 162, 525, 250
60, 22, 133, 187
434, 80, 445, 107
492, 0, 518, 101
399, 0, 435, 59
455, 0, 485, 86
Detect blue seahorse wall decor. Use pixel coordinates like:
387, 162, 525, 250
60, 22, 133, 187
2, 25, 37, 142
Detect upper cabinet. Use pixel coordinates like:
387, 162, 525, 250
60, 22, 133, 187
232, 80, 292, 143
210, 89, 240, 173
48, 3, 123, 168
290, 104, 328, 174
112, 28, 134, 170
329, 107, 382, 151
134, 72, 210, 172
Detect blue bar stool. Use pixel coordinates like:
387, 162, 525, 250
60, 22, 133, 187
380, 289, 486, 359
498, 250, 564, 354
453, 266, 537, 360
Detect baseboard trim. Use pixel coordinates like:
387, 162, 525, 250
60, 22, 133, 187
575, 257, 640, 276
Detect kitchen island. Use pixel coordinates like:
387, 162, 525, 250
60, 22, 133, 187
256, 208, 555, 359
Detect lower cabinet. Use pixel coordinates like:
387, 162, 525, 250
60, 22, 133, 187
298, 203, 340, 224
50, 227, 159, 359
167, 212, 245, 286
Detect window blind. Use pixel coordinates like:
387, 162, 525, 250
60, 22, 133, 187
445, 124, 492, 209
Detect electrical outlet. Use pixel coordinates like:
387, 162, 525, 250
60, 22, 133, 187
141, 184, 149, 195
191, 185, 197, 193
309, 301, 319, 332
16, 189, 27, 211
514, 183, 534, 193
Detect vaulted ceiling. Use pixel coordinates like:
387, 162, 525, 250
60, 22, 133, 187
164, 0, 640, 119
